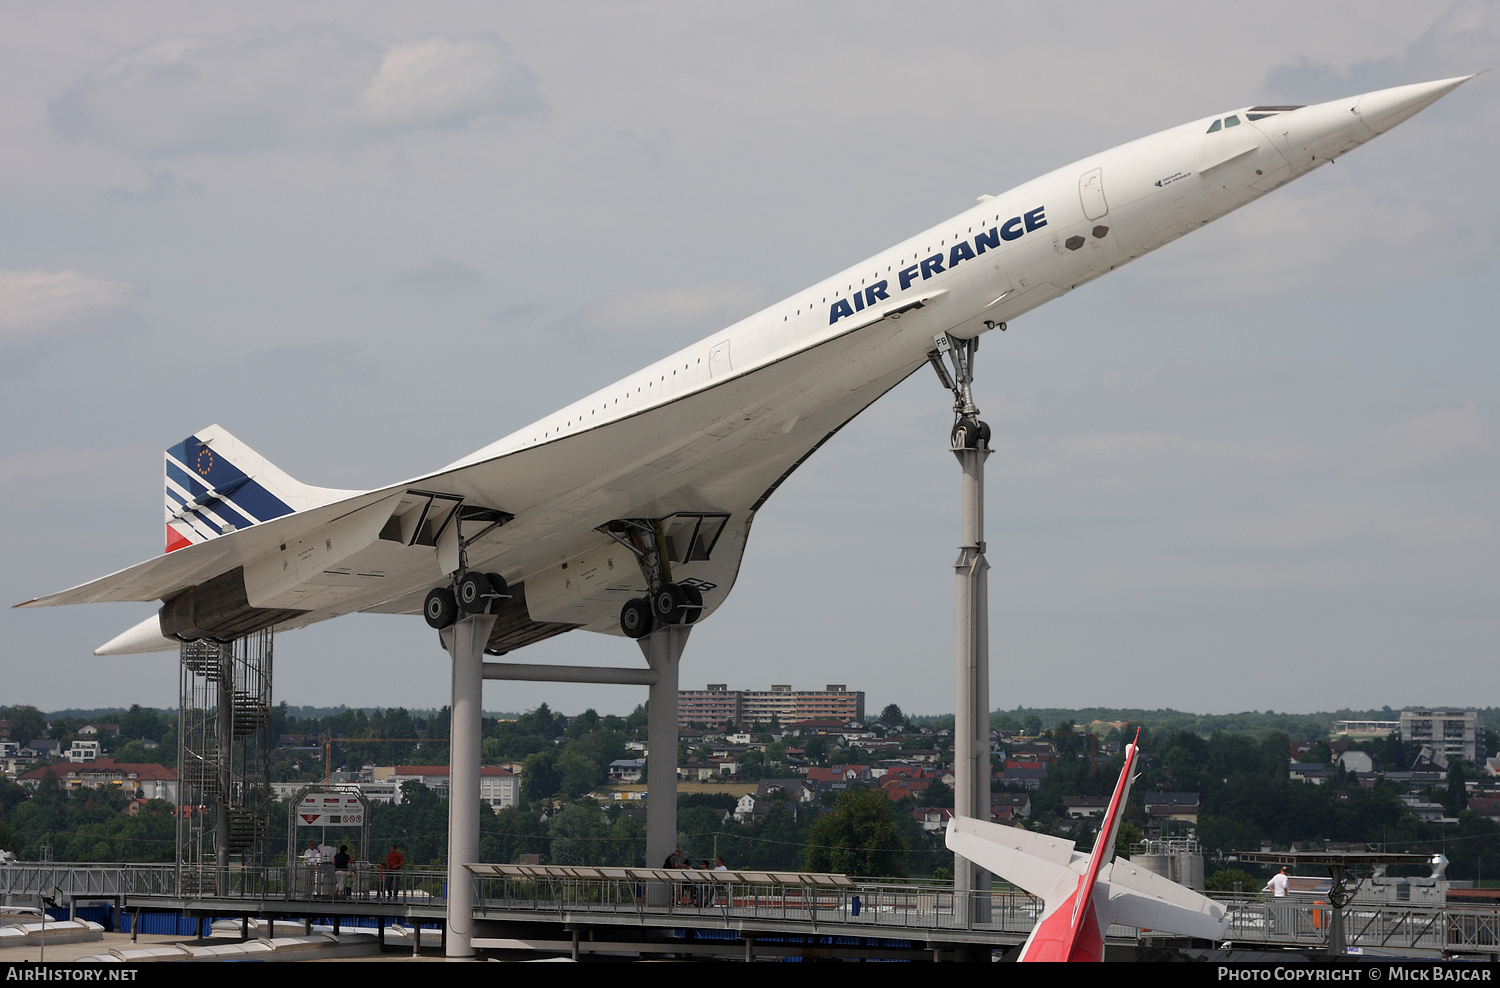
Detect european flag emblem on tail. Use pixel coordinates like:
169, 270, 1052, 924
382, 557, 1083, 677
162, 426, 298, 553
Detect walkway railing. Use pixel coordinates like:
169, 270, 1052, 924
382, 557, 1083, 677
0, 861, 446, 907
469, 864, 1043, 936
6, 861, 1499, 955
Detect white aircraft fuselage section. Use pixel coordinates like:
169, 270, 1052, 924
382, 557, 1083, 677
19, 77, 1473, 654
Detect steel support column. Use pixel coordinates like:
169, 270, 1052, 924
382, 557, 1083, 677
441, 612, 496, 959
953, 441, 992, 919
641, 624, 690, 877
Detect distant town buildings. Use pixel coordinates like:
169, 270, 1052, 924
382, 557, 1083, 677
677, 684, 864, 730
1331, 718, 1400, 739
1400, 709, 1485, 764
19, 759, 177, 801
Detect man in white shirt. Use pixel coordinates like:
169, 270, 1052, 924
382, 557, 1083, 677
1265, 866, 1289, 897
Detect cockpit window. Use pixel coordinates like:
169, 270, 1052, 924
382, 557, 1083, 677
1224, 114, 1240, 127
1247, 105, 1304, 121
1206, 119, 1222, 133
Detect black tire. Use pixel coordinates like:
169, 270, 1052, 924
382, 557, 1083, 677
952, 417, 990, 450
621, 598, 654, 639
424, 587, 458, 629
457, 572, 492, 614
679, 584, 704, 624
653, 584, 688, 624
485, 572, 509, 600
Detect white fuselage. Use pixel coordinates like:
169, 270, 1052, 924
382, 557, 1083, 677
37, 78, 1469, 655
457, 108, 1300, 471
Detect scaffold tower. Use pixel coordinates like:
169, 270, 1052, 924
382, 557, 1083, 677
177, 630, 274, 894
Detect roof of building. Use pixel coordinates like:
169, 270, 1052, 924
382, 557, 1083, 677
391, 765, 513, 777
21, 758, 175, 782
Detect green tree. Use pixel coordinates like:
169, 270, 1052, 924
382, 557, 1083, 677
1114, 822, 1143, 860
521, 750, 561, 803
803, 788, 908, 878
547, 801, 609, 865
557, 749, 602, 799
2, 706, 48, 745
922, 780, 954, 808
1205, 868, 1256, 893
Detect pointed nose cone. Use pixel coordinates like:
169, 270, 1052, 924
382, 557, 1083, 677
1356, 75, 1477, 137
1270, 74, 1477, 174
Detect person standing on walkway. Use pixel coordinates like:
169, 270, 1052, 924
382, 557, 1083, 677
334, 844, 351, 899
381, 844, 404, 900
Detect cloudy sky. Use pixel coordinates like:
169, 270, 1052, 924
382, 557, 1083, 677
2, 2, 1495, 720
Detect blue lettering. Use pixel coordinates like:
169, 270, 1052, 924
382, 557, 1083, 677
829, 299, 854, 324
1024, 205, 1047, 232
920, 254, 945, 279
974, 227, 1000, 254
1000, 216, 1025, 241
898, 264, 921, 290
949, 241, 976, 267
865, 281, 889, 306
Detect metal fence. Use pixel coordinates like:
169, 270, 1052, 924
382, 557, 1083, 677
468, 868, 1044, 935
6, 862, 1500, 956
0, 861, 446, 907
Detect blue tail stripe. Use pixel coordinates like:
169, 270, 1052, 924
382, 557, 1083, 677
164, 483, 258, 535
164, 463, 261, 531
222, 481, 294, 524
165, 435, 294, 529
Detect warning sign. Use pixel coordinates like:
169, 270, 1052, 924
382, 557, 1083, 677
296, 793, 364, 827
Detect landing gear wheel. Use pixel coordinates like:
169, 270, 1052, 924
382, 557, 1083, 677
424, 587, 458, 629
952, 417, 991, 450
679, 583, 703, 624
653, 584, 689, 625
485, 573, 509, 601
620, 598, 654, 639
456, 572, 493, 614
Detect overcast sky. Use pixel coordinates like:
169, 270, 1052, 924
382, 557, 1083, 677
2, 2, 1495, 720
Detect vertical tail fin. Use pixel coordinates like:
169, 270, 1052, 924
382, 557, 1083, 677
1060, 728, 1140, 958
162, 424, 358, 553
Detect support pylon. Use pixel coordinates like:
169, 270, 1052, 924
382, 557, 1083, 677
927, 329, 997, 922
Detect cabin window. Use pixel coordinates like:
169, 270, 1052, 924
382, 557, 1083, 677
1206, 119, 1222, 133
1225, 115, 1240, 127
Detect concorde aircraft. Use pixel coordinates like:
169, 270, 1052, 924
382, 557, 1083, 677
19, 77, 1474, 657
947, 731, 1228, 961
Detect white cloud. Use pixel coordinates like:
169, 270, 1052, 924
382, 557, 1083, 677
50, 29, 543, 157
360, 35, 542, 130
0, 270, 134, 347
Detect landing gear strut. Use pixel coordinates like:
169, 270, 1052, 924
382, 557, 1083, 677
599, 519, 703, 636
928, 332, 991, 453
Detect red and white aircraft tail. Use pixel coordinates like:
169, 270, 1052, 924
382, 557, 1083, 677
946, 731, 1228, 961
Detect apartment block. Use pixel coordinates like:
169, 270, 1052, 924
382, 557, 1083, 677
678, 684, 864, 729
1400, 709, 1485, 764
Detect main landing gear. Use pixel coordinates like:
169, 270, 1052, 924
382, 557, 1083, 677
599, 518, 703, 638
618, 582, 702, 639
424, 571, 509, 630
